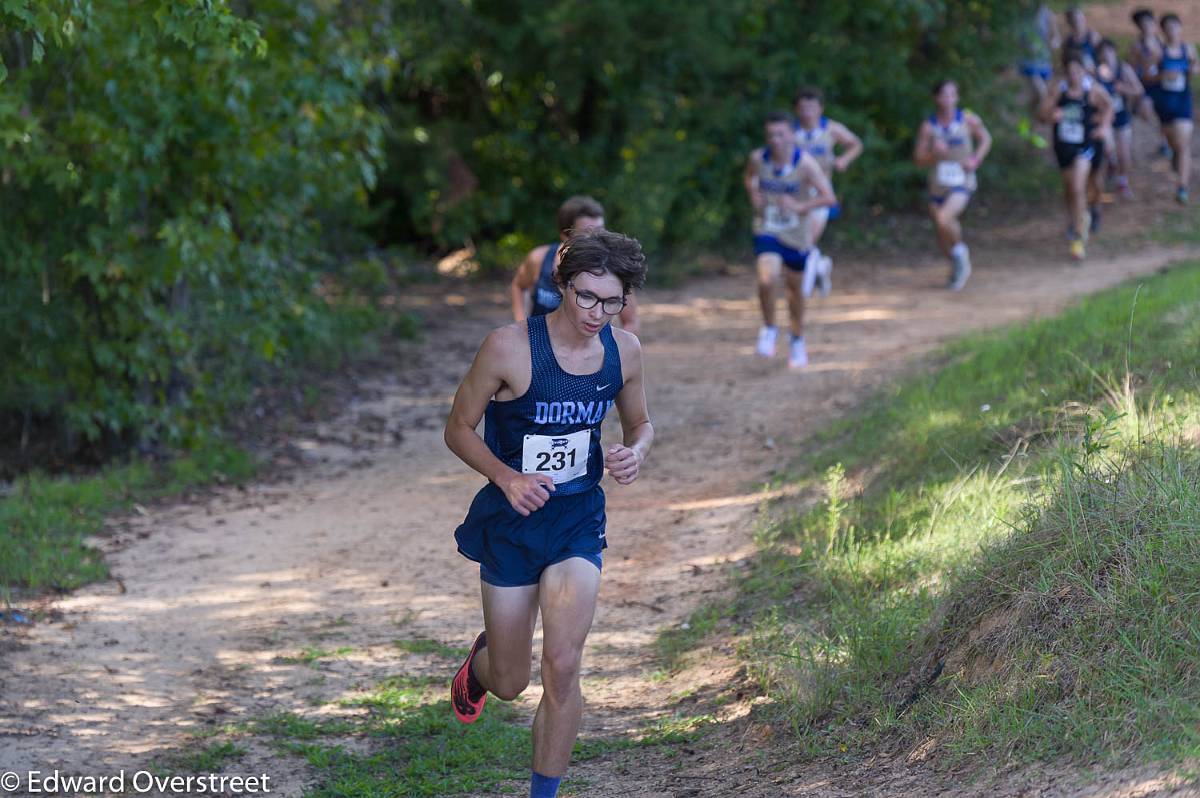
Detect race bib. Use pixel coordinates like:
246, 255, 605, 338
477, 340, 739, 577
764, 204, 799, 232
936, 161, 966, 187
1163, 72, 1186, 92
1112, 94, 1125, 113
1058, 120, 1085, 144
522, 429, 590, 484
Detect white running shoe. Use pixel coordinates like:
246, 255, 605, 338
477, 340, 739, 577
788, 336, 808, 369
756, 326, 778, 358
817, 255, 833, 298
948, 247, 972, 291
801, 254, 819, 298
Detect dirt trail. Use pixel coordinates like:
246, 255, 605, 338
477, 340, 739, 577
3, 215, 1197, 796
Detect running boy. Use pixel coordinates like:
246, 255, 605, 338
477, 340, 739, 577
1041, 54, 1115, 260
447, 229, 653, 798
793, 87, 864, 298
511, 195, 640, 333
744, 111, 836, 369
913, 79, 993, 291
1096, 38, 1143, 199
1145, 13, 1197, 203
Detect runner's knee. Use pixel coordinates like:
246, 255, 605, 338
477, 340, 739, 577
784, 277, 802, 299
487, 661, 531, 700
540, 644, 583, 699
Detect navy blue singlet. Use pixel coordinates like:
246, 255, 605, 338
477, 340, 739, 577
484, 314, 623, 497
1160, 46, 1191, 92
1066, 32, 1099, 71
530, 244, 562, 317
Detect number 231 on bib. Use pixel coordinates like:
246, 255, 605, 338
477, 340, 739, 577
522, 429, 590, 484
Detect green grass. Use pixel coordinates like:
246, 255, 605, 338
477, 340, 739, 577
246, 670, 715, 797
679, 260, 1200, 766
248, 674, 530, 797
0, 441, 255, 594
166, 740, 248, 772
394, 638, 469, 659
281, 646, 356, 667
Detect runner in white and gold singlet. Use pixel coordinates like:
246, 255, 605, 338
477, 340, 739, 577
913, 79, 992, 291
793, 87, 863, 299
743, 111, 836, 369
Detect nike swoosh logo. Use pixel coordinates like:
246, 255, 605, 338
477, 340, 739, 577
596, 384, 611, 391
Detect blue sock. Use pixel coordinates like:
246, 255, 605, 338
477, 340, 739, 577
530, 771, 561, 798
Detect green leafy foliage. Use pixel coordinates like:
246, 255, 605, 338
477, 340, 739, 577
0, 2, 385, 453
0, 0, 1042, 458
374, 0, 1037, 262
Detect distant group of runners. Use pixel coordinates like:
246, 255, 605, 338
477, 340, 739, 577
1024, 5, 1196, 259
441, 8, 1196, 798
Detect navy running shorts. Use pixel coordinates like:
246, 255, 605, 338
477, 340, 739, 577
753, 235, 810, 272
1054, 138, 1105, 170
1154, 90, 1194, 124
928, 187, 973, 206
455, 482, 606, 587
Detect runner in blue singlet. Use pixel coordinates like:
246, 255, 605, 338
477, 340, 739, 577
447, 229, 653, 798
1096, 39, 1144, 199
1064, 7, 1102, 74
1144, 14, 1197, 203
1130, 9, 1164, 128
510, 195, 640, 333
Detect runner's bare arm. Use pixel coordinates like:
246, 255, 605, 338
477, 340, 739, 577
618, 292, 640, 336
964, 113, 992, 170
1090, 85, 1115, 135
1118, 63, 1145, 97
606, 330, 653, 486
1190, 43, 1200, 75
830, 121, 864, 172
510, 246, 548, 322
445, 327, 556, 515
912, 121, 937, 167
1038, 83, 1063, 123
787, 154, 836, 215
744, 149, 766, 210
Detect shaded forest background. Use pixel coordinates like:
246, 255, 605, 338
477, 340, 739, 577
0, 0, 1037, 464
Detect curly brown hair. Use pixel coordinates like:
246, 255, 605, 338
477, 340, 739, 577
555, 229, 647, 295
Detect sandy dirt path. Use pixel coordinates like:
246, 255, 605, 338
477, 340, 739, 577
2, 205, 1198, 797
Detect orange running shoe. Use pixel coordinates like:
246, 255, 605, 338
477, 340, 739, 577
451, 631, 488, 724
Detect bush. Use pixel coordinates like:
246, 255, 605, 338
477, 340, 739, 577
373, 0, 1038, 263
0, 2, 385, 456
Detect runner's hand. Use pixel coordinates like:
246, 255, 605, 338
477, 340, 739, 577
931, 139, 950, 158
962, 155, 979, 172
750, 190, 767, 211
605, 445, 642, 485
834, 156, 850, 173
1093, 125, 1112, 141
501, 472, 555, 516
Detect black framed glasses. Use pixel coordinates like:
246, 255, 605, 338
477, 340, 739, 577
568, 282, 626, 315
